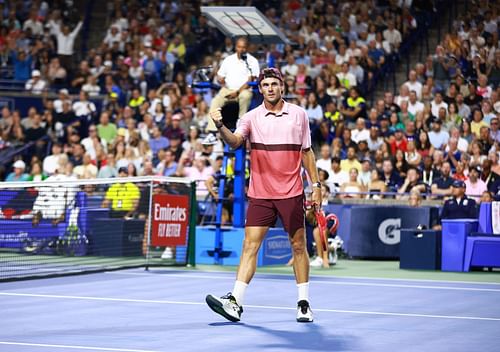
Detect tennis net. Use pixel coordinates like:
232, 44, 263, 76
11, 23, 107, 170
0, 176, 197, 281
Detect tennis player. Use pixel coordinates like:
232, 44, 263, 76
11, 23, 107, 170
206, 67, 322, 323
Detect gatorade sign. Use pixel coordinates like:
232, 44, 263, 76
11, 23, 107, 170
151, 194, 189, 246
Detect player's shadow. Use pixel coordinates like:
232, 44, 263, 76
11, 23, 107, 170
209, 322, 357, 351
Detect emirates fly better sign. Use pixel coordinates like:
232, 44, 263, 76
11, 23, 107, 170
151, 194, 190, 246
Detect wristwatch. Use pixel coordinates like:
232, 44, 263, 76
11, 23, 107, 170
312, 182, 321, 189
215, 121, 224, 129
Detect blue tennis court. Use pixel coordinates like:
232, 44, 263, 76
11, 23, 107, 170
1, 268, 499, 352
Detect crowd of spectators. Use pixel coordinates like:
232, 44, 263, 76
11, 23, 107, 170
0, 0, 499, 206
310, 0, 500, 203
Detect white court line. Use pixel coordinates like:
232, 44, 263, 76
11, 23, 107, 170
0, 341, 160, 352
104, 271, 500, 292
1, 292, 499, 322
112, 268, 500, 286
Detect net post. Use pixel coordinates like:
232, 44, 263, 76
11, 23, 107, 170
145, 178, 154, 271
187, 180, 197, 267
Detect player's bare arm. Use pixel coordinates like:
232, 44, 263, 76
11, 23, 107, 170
302, 148, 322, 207
209, 108, 244, 149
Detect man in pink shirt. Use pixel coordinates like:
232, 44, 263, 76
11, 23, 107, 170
206, 68, 321, 323
177, 154, 213, 200
465, 166, 487, 202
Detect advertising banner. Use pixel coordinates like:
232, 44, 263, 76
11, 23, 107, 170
151, 194, 189, 246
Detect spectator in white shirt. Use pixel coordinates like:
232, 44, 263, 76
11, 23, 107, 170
89, 55, 105, 77
428, 117, 450, 149
483, 11, 498, 35
430, 92, 448, 117
351, 118, 370, 144
208, 37, 259, 131
304, 92, 323, 125
53, 89, 72, 114
43, 143, 65, 176
468, 27, 485, 54
367, 126, 384, 151
448, 127, 469, 153
23, 10, 44, 36
349, 56, 364, 85
335, 44, 351, 66
74, 153, 98, 179
375, 31, 392, 54
456, 93, 471, 120
46, 57, 67, 85
25, 70, 47, 95
328, 157, 349, 192
316, 144, 332, 171
82, 75, 101, 97
103, 25, 121, 47
407, 91, 425, 117
404, 70, 423, 99
48, 17, 83, 71
383, 20, 402, 51
72, 91, 96, 118
81, 125, 107, 161
281, 54, 299, 78
394, 84, 410, 107
110, 9, 129, 32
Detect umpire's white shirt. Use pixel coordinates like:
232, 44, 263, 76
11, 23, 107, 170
217, 53, 260, 91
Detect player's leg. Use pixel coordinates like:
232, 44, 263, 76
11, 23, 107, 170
205, 226, 268, 322
290, 227, 314, 322
290, 227, 309, 284
275, 194, 313, 322
206, 198, 276, 322
236, 225, 269, 283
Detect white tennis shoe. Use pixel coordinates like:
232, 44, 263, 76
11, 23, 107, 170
206, 293, 243, 322
296, 300, 314, 322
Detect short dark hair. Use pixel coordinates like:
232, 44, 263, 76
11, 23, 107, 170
235, 36, 248, 45
407, 166, 420, 174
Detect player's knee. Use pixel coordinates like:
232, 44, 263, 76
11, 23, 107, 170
242, 238, 260, 256
290, 237, 306, 255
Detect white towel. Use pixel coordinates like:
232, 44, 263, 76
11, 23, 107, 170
492, 201, 500, 235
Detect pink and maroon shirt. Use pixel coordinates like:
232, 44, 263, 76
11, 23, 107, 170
235, 101, 311, 199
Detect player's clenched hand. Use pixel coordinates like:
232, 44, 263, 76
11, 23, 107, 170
210, 108, 223, 128
312, 187, 322, 210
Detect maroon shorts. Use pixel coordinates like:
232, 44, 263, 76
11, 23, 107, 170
246, 194, 305, 236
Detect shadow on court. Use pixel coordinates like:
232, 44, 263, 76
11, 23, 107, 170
209, 321, 358, 351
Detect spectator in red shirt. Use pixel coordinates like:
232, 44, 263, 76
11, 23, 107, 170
389, 128, 407, 154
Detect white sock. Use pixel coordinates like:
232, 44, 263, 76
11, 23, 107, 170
232, 280, 248, 306
297, 282, 309, 302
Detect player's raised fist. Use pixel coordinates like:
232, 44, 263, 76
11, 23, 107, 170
210, 108, 223, 127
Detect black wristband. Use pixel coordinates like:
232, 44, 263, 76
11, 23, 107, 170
215, 122, 224, 129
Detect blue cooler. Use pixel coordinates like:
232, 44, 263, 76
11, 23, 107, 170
441, 219, 478, 272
